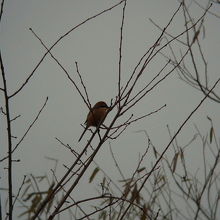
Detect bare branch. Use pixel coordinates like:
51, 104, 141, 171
0, 97, 48, 162
194, 0, 219, 18
118, 0, 127, 106
9, 0, 126, 99
29, 28, 91, 110
12, 175, 27, 209
119, 78, 220, 219
75, 62, 91, 109
0, 50, 13, 220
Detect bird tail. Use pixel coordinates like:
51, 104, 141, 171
78, 126, 88, 142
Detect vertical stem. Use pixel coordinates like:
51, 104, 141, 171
0, 51, 13, 220
48, 110, 121, 219
118, 0, 127, 106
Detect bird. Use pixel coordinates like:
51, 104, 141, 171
78, 101, 110, 142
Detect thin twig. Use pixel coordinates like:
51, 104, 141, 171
124, 60, 170, 109
109, 143, 125, 180
75, 62, 91, 109
118, 0, 127, 106
0, 50, 13, 220
47, 110, 121, 220
32, 109, 115, 219
9, 0, 126, 99
58, 195, 146, 217
30, 28, 91, 109
10, 114, 21, 122
119, 78, 220, 219
0, 0, 5, 23
149, 18, 187, 46
194, 0, 219, 18
121, 3, 211, 115
122, 2, 183, 106
12, 175, 27, 209
0, 97, 48, 162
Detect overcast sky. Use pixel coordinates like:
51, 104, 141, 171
1, 0, 220, 219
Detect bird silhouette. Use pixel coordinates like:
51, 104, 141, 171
78, 101, 110, 142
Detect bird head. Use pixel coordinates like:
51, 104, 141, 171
93, 101, 109, 109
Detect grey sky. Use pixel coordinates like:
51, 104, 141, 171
1, 0, 220, 219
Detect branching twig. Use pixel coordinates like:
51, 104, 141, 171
12, 175, 27, 209
75, 62, 91, 109
119, 78, 220, 219
47, 110, 121, 220
0, 97, 48, 162
118, 0, 127, 106
9, 0, 126, 99
0, 50, 13, 220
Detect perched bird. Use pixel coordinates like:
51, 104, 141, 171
78, 101, 110, 142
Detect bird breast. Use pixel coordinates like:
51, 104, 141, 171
86, 108, 108, 127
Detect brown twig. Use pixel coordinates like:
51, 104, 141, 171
47, 110, 121, 219
0, 97, 48, 162
0, 50, 13, 220
58, 195, 147, 219
180, 1, 220, 103
123, 59, 170, 109
10, 114, 21, 122
121, 2, 211, 115
122, 3, 183, 106
119, 78, 220, 219
29, 28, 91, 110
31, 108, 113, 219
50, 169, 91, 220
118, 0, 127, 106
75, 62, 91, 110
194, 0, 220, 19
9, 0, 126, 99
149, 18, 187, 46
12, 175, 27, 209
117, 144, 151, 219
